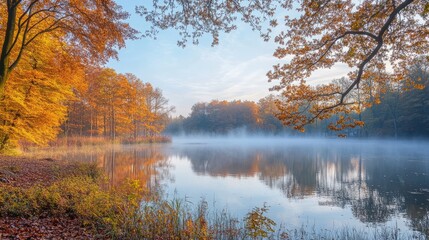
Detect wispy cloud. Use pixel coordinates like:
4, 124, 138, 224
108, 3, 350, 116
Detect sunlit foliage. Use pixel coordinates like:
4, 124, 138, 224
64, 67, 174, 140
0, 1, 138, 152
0, 0, 136, 96
0, 25, 85, 151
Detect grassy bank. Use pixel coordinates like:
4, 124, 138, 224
49, 135, 172, 147
1, 136, 172, 156
0, 157, 427, 239
20, 136, 171, 149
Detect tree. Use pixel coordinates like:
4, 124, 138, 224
0, 0, 136, 97
143, 86, 175, 136
139, 0, 429, 131
169, 99, 286, 134
0, 26, 86, 150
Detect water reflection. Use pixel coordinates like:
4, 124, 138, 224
172, 139, 429, 232
26, 139, 429, 236
26, 145, 171, 190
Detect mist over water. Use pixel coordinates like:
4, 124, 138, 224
26, 137, 429, 237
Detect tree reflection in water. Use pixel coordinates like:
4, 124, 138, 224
173, 140, 429, 235
25, 144, 172, 191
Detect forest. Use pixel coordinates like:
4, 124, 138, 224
0, 1, 172, 153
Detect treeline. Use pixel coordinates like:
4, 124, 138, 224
166, 61, 429, 138
165, 97, 285, 135
64, 68, 173, 139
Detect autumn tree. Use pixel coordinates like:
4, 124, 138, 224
0, 25, 86, 151
139, 0, 429, 132
0, 0, 136, 97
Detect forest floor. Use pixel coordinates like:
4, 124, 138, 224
0, 156, 102, 239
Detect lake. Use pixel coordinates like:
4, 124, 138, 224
26, 137, 429, 237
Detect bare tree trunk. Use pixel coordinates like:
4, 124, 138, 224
90, 109, 93, 138
112, 108, 115, 140
103, 115, 107, 137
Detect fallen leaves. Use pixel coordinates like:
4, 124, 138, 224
0, 156, 104, 239
0, 217, 99, 239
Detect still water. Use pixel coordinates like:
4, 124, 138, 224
26, 138, 429, 236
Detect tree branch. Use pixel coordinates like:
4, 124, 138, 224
340, 0, 414, 103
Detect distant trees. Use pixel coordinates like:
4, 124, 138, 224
361, 60, 429, 138
64, 67, 173, 140
165, 98, 285, 135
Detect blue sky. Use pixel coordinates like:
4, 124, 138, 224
107, 2, 350, 117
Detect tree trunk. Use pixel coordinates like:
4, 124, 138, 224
0, 75, 6, 99
0, 3, 18, 98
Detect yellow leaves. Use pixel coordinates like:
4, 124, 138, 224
328, 116, 363, 132
70, 67, 171, 139
355, 120, 365, 127
274, 76, 371, 133
0, 0, 138, 151
0, 18, 87, 149
308, 0, 320, 10
346, 47, 356, 58
262, 0, 429, 133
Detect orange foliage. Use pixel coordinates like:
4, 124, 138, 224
64, 67, 174, 140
